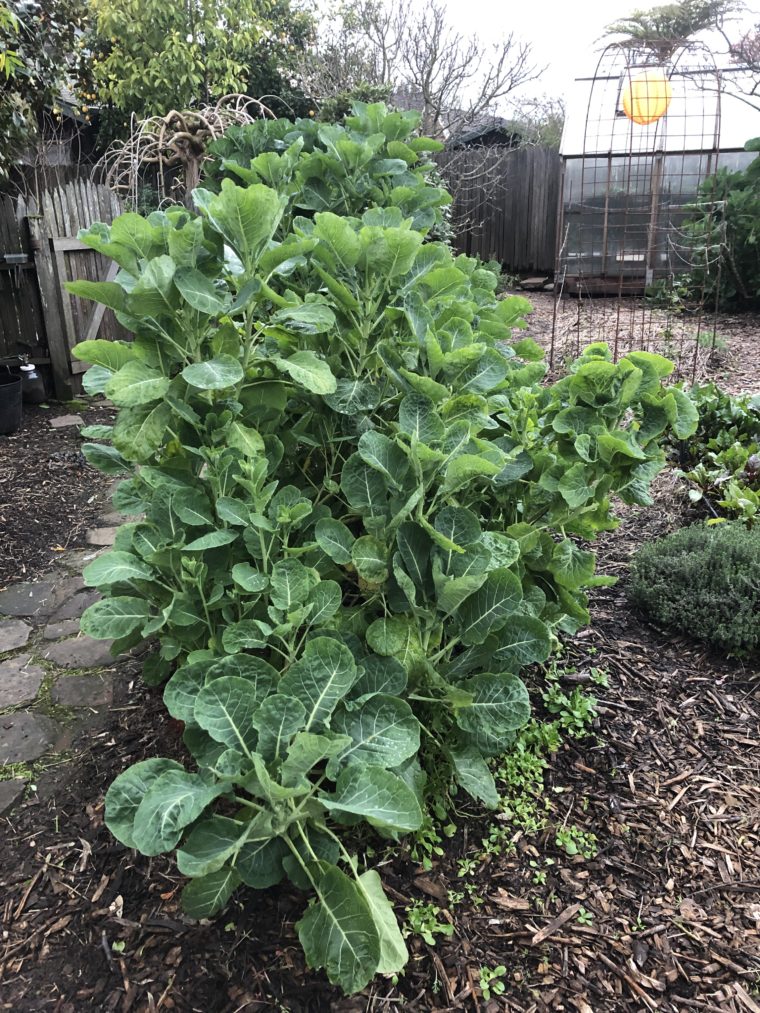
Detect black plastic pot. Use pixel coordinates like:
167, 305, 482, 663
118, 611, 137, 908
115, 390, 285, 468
0, 369, 22, 435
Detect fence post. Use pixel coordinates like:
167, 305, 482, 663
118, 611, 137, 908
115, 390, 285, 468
26, 214, 73, 401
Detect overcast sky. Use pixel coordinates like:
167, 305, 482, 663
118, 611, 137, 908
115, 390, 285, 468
439, 0, 760, 108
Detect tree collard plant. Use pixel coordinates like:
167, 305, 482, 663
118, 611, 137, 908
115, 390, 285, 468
69, 104, 696, 993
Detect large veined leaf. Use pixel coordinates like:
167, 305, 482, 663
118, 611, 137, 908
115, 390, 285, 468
454, 673, 531, 753
297, 863, 381, 994
356, 870, 408, 974
194, 181, 285, 266
182, 355, 244, 390
398, 393, 444, 444
306, 580, 342, 627
449, 745, 499, 808
434, 506, 481, 566
173, 490, 215, 527
273, 351, 337, 394
395, 522, 432, 592
83, 550, 153, 587
105, 361, 170, 407
132, 769, 226, 855
112, 402, 171, 462
494, 615, 553, 670
365, 617, 420, 667
193, 676, 263, 755
176, 814, 249, 877
442, 454, 501, 495
231, 562, 269, 593
323, 379, 382, 415
66, 279, 126, 313
82, 366, 115, 397
351, 535, 388, 585
349, 655, 408, 702
81, 596, 151, 640
184, 530, 238, 551
164, 662, 208, 723
279, 637, 357, 730
280, 731, 353, 786
341, 454, 388, 515
221, 620, 268, 652
330, 694, 420, 769
73, 338, 136, 372
181, 867, 241, 919
251, 694, 307, 760
208, 654, 278, 689
227, 421, 264, 458
104, 758, 183, 849
272, 302, 336, 334
313, 210, 361, 270
270, 558, 316, 609
557, 461, 594, 509
129, 255, 177, 317
551, 540, 596, 589
357, 431, 408, 488
315, 517, 356, 564
321, 764, 423, 832
174, 266, 229, 316
236, 834, 289, 888
457, 568, 523, 645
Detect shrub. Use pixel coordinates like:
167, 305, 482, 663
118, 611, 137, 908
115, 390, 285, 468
671, 382, 760, 525
68, 104, 694, 993
630, 521, 760, 655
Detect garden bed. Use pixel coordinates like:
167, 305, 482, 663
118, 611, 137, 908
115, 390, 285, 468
1, 463, 758, 1011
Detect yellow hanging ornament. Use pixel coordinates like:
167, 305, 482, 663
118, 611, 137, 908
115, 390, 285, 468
622, 69, 672, 125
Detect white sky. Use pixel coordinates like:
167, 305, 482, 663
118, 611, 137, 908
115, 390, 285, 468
439, 0, 760, 109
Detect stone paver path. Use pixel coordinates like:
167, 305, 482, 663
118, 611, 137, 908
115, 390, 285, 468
0, 489, 129, 815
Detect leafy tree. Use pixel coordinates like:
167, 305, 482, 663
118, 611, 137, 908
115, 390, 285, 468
80, 0, 314, 143
0, 0, 88, 180
606, 1, 737, 61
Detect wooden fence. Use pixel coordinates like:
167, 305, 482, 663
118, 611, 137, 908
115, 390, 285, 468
0, 177, 123, 399
437, 146, 562, 275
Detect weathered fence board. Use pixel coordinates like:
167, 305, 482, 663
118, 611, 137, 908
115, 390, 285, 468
0, 178, 124, 398
437, 145, 562, 274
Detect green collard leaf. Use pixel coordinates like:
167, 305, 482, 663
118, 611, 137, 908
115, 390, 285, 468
81, 443, 133, 475
297, 864, 380, 994
512, 336, 545, 362
331, 695, 420, 770
182, 355, 244, 391
341, 454, 388, 515
359, 226, 422, 279
270, 558, 316, 609
72, 339, 136, 371
83, 550, 153, 587
193, 676, 262, 755
396, 522, 432, 591
132, 769, 226, 856
569, 360, 618, 406
597, 430, 648, 464
164, 662, 207, 723
323, 379, 381, 415
112, 402, 171, 462
351, 535, 388, 585
231, 563, 268, 593
668, 387, 699, 439
227, 421, 264, 458
221, 621, 268, 652
457, 568, 523, 645
443, 454, 501, 495
357, 431, 408, 489
208, 654, 278, 689
174, 267, 228, 316
434, 507, 481, 565
306, 580, 342, 627
252, 694, 307, 761
398, 393, 444, 444
551, 540, 596, 590
273, 351, 336, 394
177, 815, 248, 877
237, 835, 288, 888
181, 867, 241, 919
82, 365, 114, 396
321, 764, 423, 832
365, 617, 418, 665
104, 758, 183, 849
272, 302, 336, 334
315, 517, 355, 564
216, 497, 251, 526
494, 615, 553, 669
66, 279, 126, 313
454, 673, 531, 754
313, 211, 361, 269
279, 637, 357, 730
349, 655, 407, 702
130, 255, 177, 317
557, 461, 594, 509
174, 490, 215, 527
81, 596, 150, 640
194, 181, 285, 266
357, 870, 408, 974
183, 529, 238, 552
435, 567, 488, 617
479, 533, 520, 571
450, 745, 499, 808
280, 731, 353, 786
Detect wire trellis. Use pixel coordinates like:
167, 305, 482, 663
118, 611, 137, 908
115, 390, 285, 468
550, 40, 733, 383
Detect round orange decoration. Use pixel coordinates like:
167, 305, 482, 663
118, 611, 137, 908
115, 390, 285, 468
622, 70, 673, 125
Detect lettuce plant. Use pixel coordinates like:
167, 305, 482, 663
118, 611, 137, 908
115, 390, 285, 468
68, 105, 696, 993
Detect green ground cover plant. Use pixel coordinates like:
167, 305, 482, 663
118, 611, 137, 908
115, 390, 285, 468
69, 103, 695, 993
671, 382, 760, 525
630, 520, 760, 655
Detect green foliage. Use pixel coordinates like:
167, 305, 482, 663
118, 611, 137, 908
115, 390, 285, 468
0, 0, 88, 178
630, 521, 760, 655
606, 1, 734, 60
671, 382, 760, 525
79, 0, 314, 143
404, 901, 454, 946
479, 964, 507, 1000
71, 103, 690, 993
685, 140, 760, 308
